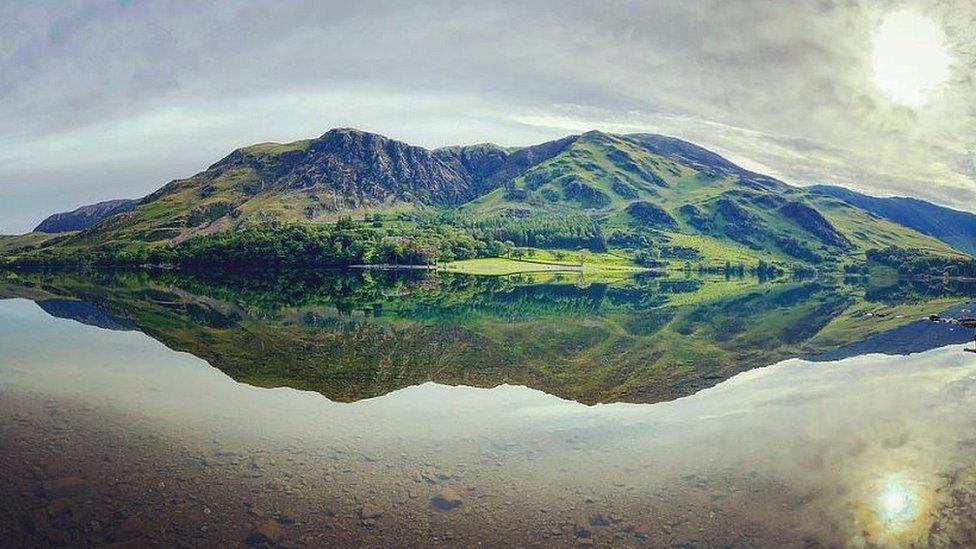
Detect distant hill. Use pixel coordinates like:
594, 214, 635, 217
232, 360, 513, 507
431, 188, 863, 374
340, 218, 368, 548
35, 198, 137, 233
810, 185, 976, 255
5, 128, 966, 268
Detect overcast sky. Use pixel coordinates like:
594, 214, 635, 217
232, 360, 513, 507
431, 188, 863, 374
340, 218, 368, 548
1, 0, 974, 233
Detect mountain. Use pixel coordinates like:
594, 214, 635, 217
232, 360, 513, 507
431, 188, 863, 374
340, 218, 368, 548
207, 128, 478, 206
810, 185, 976, 256
34, 198, 137, 233
459, 130, 956, 262
3, 127, 966, 269
60, 128, 578, 245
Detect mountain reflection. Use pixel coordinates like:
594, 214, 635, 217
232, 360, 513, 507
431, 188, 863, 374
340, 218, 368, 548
1, 269, 972, 405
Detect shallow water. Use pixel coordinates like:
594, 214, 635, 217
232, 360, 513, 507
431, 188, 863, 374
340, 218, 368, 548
3, 270, 976, 546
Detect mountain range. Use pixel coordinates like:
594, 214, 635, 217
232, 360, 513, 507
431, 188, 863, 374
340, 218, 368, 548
8, 127, 972, 269
809, 185, 976, 256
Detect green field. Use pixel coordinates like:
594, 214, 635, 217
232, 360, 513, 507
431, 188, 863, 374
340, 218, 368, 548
442, 257, 582, 275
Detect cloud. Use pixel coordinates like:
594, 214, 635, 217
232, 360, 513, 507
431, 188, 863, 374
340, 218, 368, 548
0, 0, 973, 232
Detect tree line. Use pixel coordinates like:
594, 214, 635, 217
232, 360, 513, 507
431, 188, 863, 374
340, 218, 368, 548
867, 247, 976, 278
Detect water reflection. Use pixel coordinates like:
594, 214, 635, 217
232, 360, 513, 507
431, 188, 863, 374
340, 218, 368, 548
1, 268, 974, 405
1, 300, 976, 545
2, 271, 976, 546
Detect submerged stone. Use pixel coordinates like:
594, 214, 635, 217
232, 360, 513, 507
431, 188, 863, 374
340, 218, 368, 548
431, 487, 463, 511
246, 519, 282, 545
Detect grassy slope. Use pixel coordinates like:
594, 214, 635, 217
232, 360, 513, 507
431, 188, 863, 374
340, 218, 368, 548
812, 184, 976, 256
0, 232, 62, 253
809, 194, 963, 257
457, 131, 961, 268
458, 131, 693, 219
661, 232, 787, 266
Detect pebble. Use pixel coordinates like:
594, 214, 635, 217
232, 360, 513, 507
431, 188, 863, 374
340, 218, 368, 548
359, 501, 384, 520
588, 512, 612, 527
574, 521, 592, 538
32, 508, 51, 532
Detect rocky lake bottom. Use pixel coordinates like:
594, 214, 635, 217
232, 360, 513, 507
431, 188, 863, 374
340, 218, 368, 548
0, 390, 810, 548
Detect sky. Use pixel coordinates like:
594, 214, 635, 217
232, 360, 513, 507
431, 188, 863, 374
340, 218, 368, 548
1, 0, 974, 233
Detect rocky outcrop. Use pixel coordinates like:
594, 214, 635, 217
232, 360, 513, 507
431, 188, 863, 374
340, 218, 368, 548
626, 201, 677, 228
36, 299, 136, 331
209, 128, 480, 207
779, 200, 851, 249
197, 129, 583, 212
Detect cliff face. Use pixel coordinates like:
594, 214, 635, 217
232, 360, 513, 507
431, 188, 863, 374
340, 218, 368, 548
209, 128, 482, 207
204, 129, 578, 208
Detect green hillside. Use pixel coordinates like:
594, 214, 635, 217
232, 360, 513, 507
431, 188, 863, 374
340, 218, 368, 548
456, 131, 961, 268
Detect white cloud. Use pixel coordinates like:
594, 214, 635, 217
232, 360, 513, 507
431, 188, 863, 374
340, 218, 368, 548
0, 0, 973, 232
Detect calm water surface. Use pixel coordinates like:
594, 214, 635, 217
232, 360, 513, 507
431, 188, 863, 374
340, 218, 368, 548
2, 270, 976, 547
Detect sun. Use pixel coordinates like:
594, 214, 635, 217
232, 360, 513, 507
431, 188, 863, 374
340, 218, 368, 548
871, 10, 951, 107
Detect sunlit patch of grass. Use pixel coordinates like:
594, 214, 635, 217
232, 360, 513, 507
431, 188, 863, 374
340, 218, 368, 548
662, 231, 786, 267
240, 140, 312, 156
441, 257, 583, 275
443, 247, 648, 275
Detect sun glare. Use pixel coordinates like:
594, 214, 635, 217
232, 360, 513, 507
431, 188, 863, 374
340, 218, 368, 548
871, 10, 951, 107
857, 473, 934, 545
878, 479, 917, 525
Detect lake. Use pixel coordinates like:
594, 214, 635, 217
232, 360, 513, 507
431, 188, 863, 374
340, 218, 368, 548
2, 269, 976, 546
